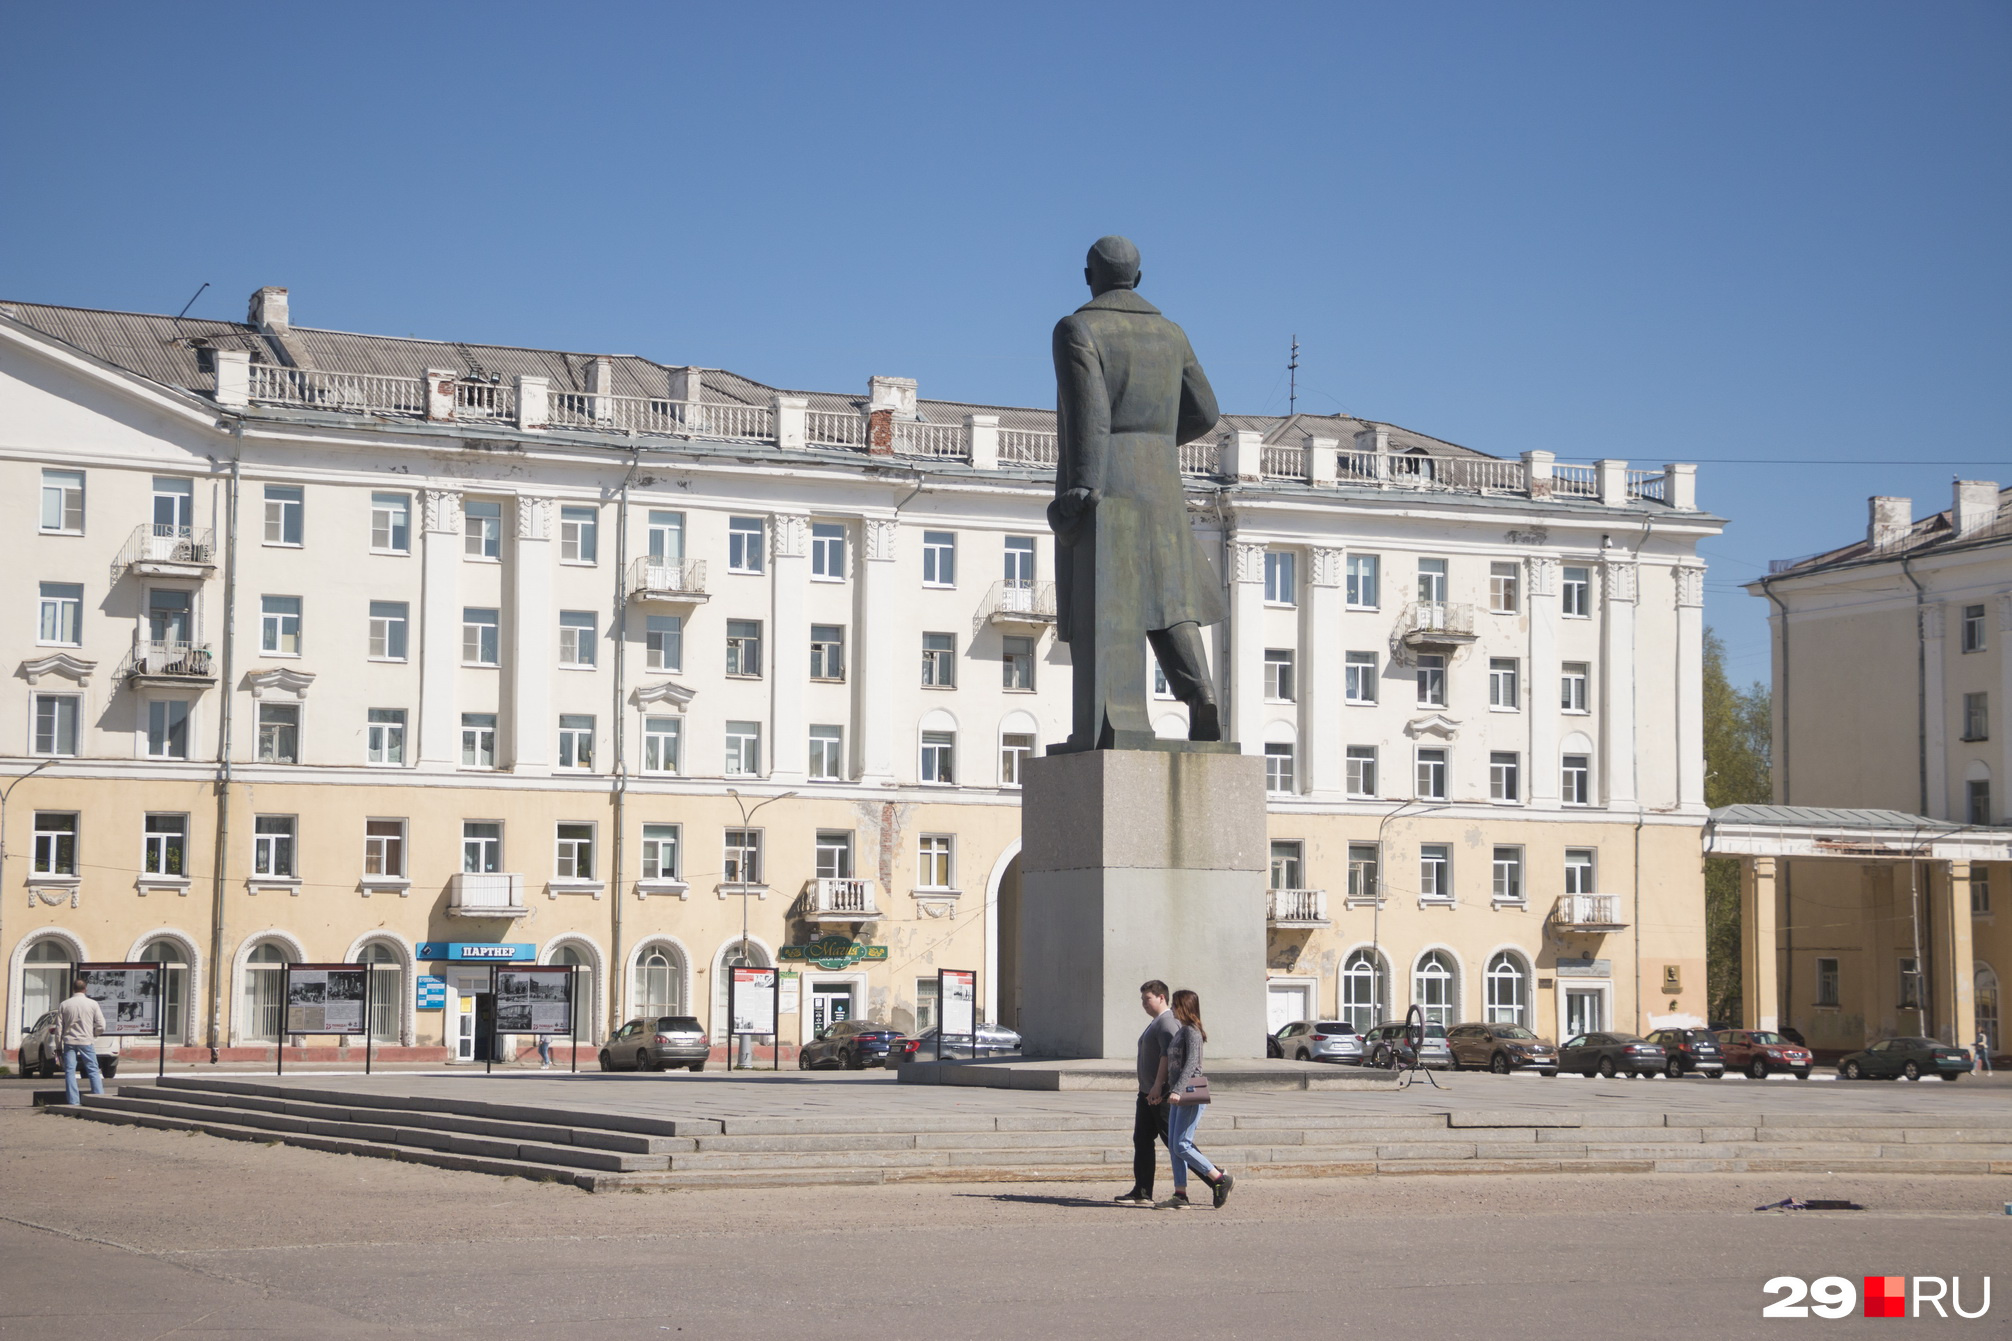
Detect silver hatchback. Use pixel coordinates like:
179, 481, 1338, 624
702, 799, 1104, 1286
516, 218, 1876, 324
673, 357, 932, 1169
1273, 1020, 1364, 1063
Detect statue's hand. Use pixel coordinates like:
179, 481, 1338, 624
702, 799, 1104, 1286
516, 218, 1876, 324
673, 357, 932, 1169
1055, 486, 1101, 522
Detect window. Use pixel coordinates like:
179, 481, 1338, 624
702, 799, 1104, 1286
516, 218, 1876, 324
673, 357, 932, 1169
1962, 604, 1987, 653
153, 477, 193, 534
1345, 553, 1380, 609
809, 725, 844, 781
143, 814, 187, 877
263, 485, 303, 546
37, 582, 82, 645
1264, 551, 1296, 605
1969, 779, 1994, 827
368, 601, 409, 660
260, 595, 301, 655
367, 708, 407, 765
559, 611, 598, 667
1002, 636, 1035, 691
1001, 732, 1034, 786
1564, 848, 1595, 895
918, 834, 954, 888
1963, 692, 1989, 742
1420, 845, 1452, 903
462, 822, 501, 874
1815, 956, 1840, 1008
461, 713, 496, 768
921, 632, 956, 687
1415, 747, 1447, 800
641, 824, 681, 880
555, 823, 595, 879
1413, 951, 1456, 1027
464, 500, 502, 558
725, 619, 762, 677
647, 511, 684, 562
33, 695, 79, 756
32, 812, 77, 876
646, 614, 683, 671
370, 493, 410, 553
1561, 566, 1591, 617
253, 815, 296, 877
810, 625, 845, 681
1004, 535, 1036, 585
1269, 840, 1303, 890
257, 703, 299, 763
1416, 654, 1446, 708
1492, 847, 1524, 904
1344, 651, 1379, 704
557, 715, 595, 770
723, 829, 761, 884
728, 516, 765, 573
809, 830, 853, 881
1485, 952, 1528, 1026
41, 469, 83, 532
147, 700, 190, 759
1561, 663, 1590, 713
1341, 949, 1385, 1034
1347, 844, 1380, 904
1562, 754, 1591, 805
1485, 657, 1520, 710
811, 522, 846, 579
725, 721, 762, 776
559, 505, 598, 563
1416, 557, 1448, 607
364, 819, 405, 878
1265, 742, 1296, 794
643, 716, 681, 773
462, 608, 499, 665
1345, 745, 1378, 798
1489, 561, 1520, 613
1489, 752, 1521, 802
1971, 866, 1992, 914
1264, 649, 1296, 702
922, 531, 957, 586
920, 730, 956, 784
915, 978, 939, 1035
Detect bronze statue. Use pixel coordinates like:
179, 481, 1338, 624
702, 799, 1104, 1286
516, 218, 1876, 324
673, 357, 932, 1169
1048, 236, 1230, 752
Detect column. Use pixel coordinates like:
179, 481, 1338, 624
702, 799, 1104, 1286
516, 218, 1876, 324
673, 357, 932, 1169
1741, 856, 1780, 1031
508, 496, 553, 774
1600, 558, 1639, 809
1675, 562, 1706, 809
417, 489, 462, 767
768, 511, 809, 784
856, 517, 899, 784
1227, 537, 1267, 756
1526, 556, 1559, 805
1938, 860, 1979, 1047
1922, 603, 1948, 817
1303, 548, 1343, 795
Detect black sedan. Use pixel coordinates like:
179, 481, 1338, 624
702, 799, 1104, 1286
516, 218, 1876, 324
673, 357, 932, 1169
1837, 1036, 1976, 1082
1558, 1032, 1667, 1079
797, 1019, 908, 1070
1646, 1027, 1725, 1078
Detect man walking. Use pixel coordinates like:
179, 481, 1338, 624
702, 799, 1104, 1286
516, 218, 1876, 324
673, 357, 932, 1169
58, 976, 106, 1106
1115, 980, 1180, 1205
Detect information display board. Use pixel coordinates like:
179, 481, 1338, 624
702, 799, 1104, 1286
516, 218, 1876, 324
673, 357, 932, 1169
937, 969, 977, 1060
277, 964, 373, 1076
76, 963, 162, 1038
493, 966, 573, 1035
729, 966, 779, 1071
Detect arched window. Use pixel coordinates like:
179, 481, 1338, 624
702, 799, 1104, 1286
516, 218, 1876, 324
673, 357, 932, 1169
551, 943, 596, 1041
358, 942, 403, 1044
1485, 951, 1530, 1027
139, 940, 190, 1045
633, 944, 683, 1019
241, 941, 292, 1043
1340, 949, 1386, 1035
710, 938, 771, 1043
1413, 950, 1458, 1027
21, 940, 72, 1030
1978, 962, 2001, 1054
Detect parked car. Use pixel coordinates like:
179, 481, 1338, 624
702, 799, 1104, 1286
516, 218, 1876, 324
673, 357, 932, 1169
1714, 1028, 1813, 1080
1274, 1020, 1366, 1064
1837, 1036, 1976, 1081
891, 1022, 1023, 1063
15, 1012, 120, 1079
1445, 1022, 1558, 1075
598, 1015, 709, 1072
1267, 1029, 1284, 1058
1363, 1021, 1453, 1070
1645, 1027, 1725, 1078
798, 1019, 908, 1070
1558, 1032, 1667, 1079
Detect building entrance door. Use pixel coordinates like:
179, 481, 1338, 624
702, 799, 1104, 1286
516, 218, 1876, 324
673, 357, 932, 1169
809, 985, 852, 1039
472, 994, 496, 1061
1564, 986, 1604, 1038
1267, 983, 1310, 1033
453, 994, 477, 1061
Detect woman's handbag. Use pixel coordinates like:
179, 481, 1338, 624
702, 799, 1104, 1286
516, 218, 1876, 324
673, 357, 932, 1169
1173, 1074, 1211, 1104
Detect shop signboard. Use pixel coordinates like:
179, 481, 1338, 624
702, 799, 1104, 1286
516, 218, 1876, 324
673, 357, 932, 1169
415, 975, 447, 1010
778, 971, 800, 1015
778, 936, 889, 971
416, 942, 535, 962
937, 968, 977, 1060
76, 963, 161, 1038
493, 966, 573, 1035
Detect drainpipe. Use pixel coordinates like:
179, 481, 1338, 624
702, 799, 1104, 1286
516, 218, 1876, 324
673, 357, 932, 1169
1899, 556, 1930, 815
207, 425, 243, 1061
1758, 577, 1790, 805
608, 449, 640, 1042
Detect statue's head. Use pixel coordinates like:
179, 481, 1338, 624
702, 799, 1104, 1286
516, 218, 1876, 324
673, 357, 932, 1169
1084, 235, 1142, 294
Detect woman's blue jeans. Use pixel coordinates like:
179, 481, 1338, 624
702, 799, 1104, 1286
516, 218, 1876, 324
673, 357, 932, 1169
1166, 1100, 1216, 1188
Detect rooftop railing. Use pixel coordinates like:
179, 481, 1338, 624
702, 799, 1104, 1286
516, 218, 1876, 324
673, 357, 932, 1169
999, 428, 1058, 466
892, 420, 969, 460
248, 364, 428, 416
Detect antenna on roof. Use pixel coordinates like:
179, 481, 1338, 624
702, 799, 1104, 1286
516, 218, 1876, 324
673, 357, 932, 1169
1287, 334, 1299, 415
170, 282, 209, 339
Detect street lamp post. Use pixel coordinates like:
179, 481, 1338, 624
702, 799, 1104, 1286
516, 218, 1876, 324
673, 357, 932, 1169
1370, 799, 1450, 1028
724, 788, 795, 1069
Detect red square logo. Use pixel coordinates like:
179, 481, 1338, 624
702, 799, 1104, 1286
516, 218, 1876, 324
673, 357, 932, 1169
1865, 1276, 1906, 1318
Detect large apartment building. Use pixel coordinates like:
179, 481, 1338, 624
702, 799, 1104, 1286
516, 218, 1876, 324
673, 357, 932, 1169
0, 287, 1719, 1061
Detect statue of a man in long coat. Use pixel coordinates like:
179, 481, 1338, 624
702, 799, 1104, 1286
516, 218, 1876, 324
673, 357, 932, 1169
1048, 236, 1229, 751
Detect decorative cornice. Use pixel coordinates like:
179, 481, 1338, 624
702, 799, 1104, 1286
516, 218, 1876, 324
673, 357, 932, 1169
771, 512, 810, 560
516, 495, 552, 541
1674, 563, 1705, 609
864, 517, 898, 562
1403, 713, 1462, 741
1602, 559, 1638, 604
422, 488, 461, 535
1309, 547, 1344, 589
633, 679, 697, 710
20, 653, 96, 686
1230, 540, 1268, 585
1525, 556, 1559, 598
243, 667, 316, 699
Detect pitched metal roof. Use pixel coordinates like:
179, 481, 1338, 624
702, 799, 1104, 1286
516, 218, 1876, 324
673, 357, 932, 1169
1709, 804, 1965, 832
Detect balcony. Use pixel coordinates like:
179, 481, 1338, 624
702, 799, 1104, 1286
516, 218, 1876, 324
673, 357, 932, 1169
1552, 893, 1627, 932
801, 877, 882, 923
111, 524, 216, 582
627, 557, 709, 604
447, 872, 528, 919
984, 580, 1056, 628
1398, 602, 1476, 650
119, 641, 215, 688
1266, 888, 1329, 927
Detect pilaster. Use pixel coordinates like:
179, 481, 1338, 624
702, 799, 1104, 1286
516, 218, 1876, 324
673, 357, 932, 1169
1938, 861, 1979, 1047
1526, 555, 1559, 805
1303, 547, 1344, 795
1228, 537, 1268, 757
768, 511, 810, 784
1675, 562, 1706, 809
1922, 602, 1948, 817
417, 488, 462, 767
508, 495, 553, 774
1741, 856, 1780, 1032
1600, 558, 1638, 809
856, 516, 899, 783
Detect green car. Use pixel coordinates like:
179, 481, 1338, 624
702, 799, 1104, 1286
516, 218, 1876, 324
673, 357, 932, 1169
1836, 1036, 1975, 1081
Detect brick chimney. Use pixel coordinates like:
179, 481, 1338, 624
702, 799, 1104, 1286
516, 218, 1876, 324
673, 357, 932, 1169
248, 286, 290, 333
1951, 480, 2000, 539
1868, 496, 1911, 550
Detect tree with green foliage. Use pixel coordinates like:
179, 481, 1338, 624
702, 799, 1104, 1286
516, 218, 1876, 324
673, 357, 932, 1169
1703, 627, 1772, 1023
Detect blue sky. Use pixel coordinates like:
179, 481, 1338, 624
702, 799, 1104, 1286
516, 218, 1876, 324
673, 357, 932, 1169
4, 2, 2006, 682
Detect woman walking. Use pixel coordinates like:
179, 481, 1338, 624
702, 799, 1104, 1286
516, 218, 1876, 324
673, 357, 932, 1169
1156, 989, 1233, 1209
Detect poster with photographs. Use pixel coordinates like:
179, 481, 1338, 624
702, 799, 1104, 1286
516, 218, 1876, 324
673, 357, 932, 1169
730, 966, 777, 1037
286, 964, 368, 1035
78, 963, 161, 1038
940, 969, 977, 1041
494, 967, 573, 1035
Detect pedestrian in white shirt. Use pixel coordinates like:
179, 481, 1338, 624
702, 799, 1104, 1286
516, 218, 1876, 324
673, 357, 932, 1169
57, 978, 107, 1106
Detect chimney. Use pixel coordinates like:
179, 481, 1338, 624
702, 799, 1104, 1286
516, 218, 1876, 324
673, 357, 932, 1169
1868, 496, 1911, 550
868, 376, 918, 419
1951, 480, 2000, 539
248, 286, 290, 333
